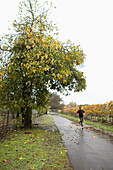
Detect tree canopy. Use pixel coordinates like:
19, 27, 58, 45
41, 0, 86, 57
0, 0, 86, 128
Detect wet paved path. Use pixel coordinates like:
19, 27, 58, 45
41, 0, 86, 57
51, 114, 113, 170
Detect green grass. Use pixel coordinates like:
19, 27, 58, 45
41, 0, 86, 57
84, 120, 113, 133
33, 114, 55, 125
0, 114, 71, 170
0, 115, 4, 121
58, 113, 113, 134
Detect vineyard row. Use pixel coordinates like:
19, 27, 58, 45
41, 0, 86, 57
59, 101, 113, 124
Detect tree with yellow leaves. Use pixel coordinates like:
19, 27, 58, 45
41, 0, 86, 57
0, 0, 86, 128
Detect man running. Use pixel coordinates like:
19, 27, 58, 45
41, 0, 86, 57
77, 106, 85, 129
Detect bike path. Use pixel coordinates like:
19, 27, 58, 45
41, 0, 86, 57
51, 114, 113, 170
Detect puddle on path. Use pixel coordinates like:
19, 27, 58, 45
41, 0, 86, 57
72, 121, 113, 144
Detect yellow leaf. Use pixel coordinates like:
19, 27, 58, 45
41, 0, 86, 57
58, 162, 62, 165
17, 157, 23, 160
51, 59, 54, 65
0, 72, 5, 76
64, 150, 67, 152
30, 32, 33, 36
33, 155, 36, 157
52, 73, 55, 77
45, 55, 48, 59
27, 28, 30, 33
3, 46, 7, 50
33, 69, 36, 73
63, 79, 66, 84
93, 136, 95, 138
26, 45, 30, 49
33, 23, 37, 28
5, 145, 8, 147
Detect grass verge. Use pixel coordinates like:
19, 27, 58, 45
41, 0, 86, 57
84, 120, 113, 133
58, 113, 113, 134
0, 114, 71, 170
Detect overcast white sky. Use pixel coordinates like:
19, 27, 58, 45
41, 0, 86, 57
0, 0, 113, 105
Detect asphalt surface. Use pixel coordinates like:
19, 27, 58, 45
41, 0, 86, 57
51, 113, 113, 170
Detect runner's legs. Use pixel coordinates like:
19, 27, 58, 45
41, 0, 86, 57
79, 117, 83, 127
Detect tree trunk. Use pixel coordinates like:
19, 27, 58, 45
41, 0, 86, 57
24, 107, 32, 128
7, 109, 9, 125
21, 107, 32, 128
21, 82, 33, 128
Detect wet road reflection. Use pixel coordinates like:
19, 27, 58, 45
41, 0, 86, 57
52, 114, 113, 170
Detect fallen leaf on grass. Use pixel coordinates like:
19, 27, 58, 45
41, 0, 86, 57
2, 159, 7, 162
58, 162, 62, 165
33, 155, 36, 157
33, 153, 40, 157
64, 150, 67, 152
16, 157, 23, 160
31, 167, 35, 169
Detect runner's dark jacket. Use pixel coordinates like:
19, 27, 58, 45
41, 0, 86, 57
77, 109, 85, 118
